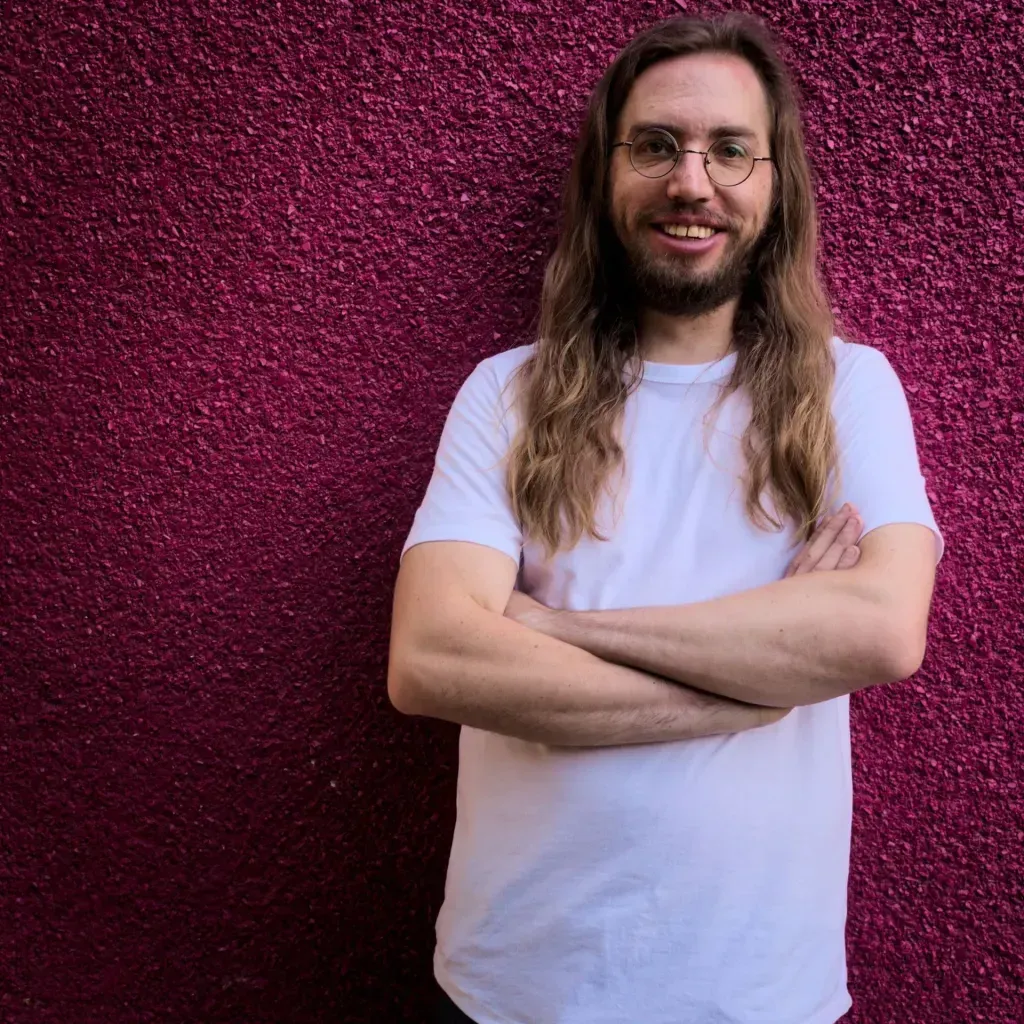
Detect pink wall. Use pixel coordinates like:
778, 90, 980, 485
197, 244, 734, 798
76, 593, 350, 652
2, 1, 1022, 1021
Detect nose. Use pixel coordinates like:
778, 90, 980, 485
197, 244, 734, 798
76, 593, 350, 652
664, 150, 715, 203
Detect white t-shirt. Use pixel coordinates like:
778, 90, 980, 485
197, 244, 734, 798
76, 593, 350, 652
400, 335, 944, 1024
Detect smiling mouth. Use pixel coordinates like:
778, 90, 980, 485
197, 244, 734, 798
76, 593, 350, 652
652, 223, 725, 240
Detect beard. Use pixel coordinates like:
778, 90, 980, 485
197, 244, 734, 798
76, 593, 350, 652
610, 212, 766, 318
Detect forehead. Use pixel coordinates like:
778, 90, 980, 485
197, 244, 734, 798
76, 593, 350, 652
616, 51, 772, 144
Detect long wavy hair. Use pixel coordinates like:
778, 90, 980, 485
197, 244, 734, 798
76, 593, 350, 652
506, 11, 846, 560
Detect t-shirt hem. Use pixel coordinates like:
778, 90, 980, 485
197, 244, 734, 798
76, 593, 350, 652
401, 529, 521, 567
433, 962, 853, 1024
434, 962, 519, 1024
805, 986, 853, 1024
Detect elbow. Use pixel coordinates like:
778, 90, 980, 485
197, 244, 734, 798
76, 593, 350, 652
387, 667, 411, 714
887, 640, 926, 682
387, 650, 429, 715
878, 622, 928, 682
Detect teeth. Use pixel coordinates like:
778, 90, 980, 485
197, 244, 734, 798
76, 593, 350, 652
661, 224, 717, 239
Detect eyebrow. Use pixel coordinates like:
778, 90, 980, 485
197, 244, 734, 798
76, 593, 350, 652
626, 121, 760, 142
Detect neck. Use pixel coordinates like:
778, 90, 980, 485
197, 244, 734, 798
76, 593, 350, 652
637, 298, 738, 365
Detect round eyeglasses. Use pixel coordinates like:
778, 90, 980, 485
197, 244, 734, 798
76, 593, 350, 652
612, 127, 773, 187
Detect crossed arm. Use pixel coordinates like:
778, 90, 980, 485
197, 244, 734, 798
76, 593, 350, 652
505, 523, 939, 708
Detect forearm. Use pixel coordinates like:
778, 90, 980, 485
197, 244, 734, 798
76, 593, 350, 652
537, 572, 908, 708
389, 602, 786, 747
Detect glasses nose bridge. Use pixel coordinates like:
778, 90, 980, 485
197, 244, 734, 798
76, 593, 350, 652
665, 146, 712, 188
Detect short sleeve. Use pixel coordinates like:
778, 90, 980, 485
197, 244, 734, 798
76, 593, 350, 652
399, 358, 524, 568
832, 342, 945, 564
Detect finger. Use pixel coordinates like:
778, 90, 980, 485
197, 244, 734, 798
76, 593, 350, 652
837, 545, 861, 568
786, 515, 839, 575
840, 514, 863, 539
788, 509, 853, 575
785, 504, 863, 577
814, 515, 863, 571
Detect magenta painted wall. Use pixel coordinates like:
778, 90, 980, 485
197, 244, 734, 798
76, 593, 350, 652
2, 1, 1021, 1021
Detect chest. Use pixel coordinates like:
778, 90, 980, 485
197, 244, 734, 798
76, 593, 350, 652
518, 387, 801, 609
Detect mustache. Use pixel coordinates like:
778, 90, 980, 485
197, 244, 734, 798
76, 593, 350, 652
643, 212, 732, 231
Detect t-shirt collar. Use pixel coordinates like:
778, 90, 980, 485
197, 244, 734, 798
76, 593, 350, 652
636, 349, 738, 384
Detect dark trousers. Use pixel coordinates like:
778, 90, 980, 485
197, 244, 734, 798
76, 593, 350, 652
432, 980, 479, 1023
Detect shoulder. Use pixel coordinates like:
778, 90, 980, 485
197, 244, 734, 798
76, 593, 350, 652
473, 342, 536, 385
443, 343, 537, 443
463, 342, 537, 412
831, 334, 896, 377
830, 335, 906, 403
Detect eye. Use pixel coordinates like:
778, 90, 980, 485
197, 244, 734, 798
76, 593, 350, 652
636, 136, 673, 157
715, 140, 751, 161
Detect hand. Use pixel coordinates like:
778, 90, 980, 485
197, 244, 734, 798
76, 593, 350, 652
783, 503, 864, 578
504, 588, 554, 633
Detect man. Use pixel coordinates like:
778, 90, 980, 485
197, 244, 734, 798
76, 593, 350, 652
388, 11, 943, 1024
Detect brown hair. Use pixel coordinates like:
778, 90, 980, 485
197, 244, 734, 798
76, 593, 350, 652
506, 11, 846, 559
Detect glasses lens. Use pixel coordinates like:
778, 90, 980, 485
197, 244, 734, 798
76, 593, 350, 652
630, 129, 678, 177
707, 138, 755, 186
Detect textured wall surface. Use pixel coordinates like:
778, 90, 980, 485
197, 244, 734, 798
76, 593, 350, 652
2, 0, 1022, 1021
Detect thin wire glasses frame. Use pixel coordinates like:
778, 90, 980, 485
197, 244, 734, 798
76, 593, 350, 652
611, 127, 774, 187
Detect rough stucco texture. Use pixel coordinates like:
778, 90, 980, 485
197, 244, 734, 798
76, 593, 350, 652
1, 0, 1022, 1021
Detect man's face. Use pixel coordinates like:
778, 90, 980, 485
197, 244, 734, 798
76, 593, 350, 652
607, 52, 776, 317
